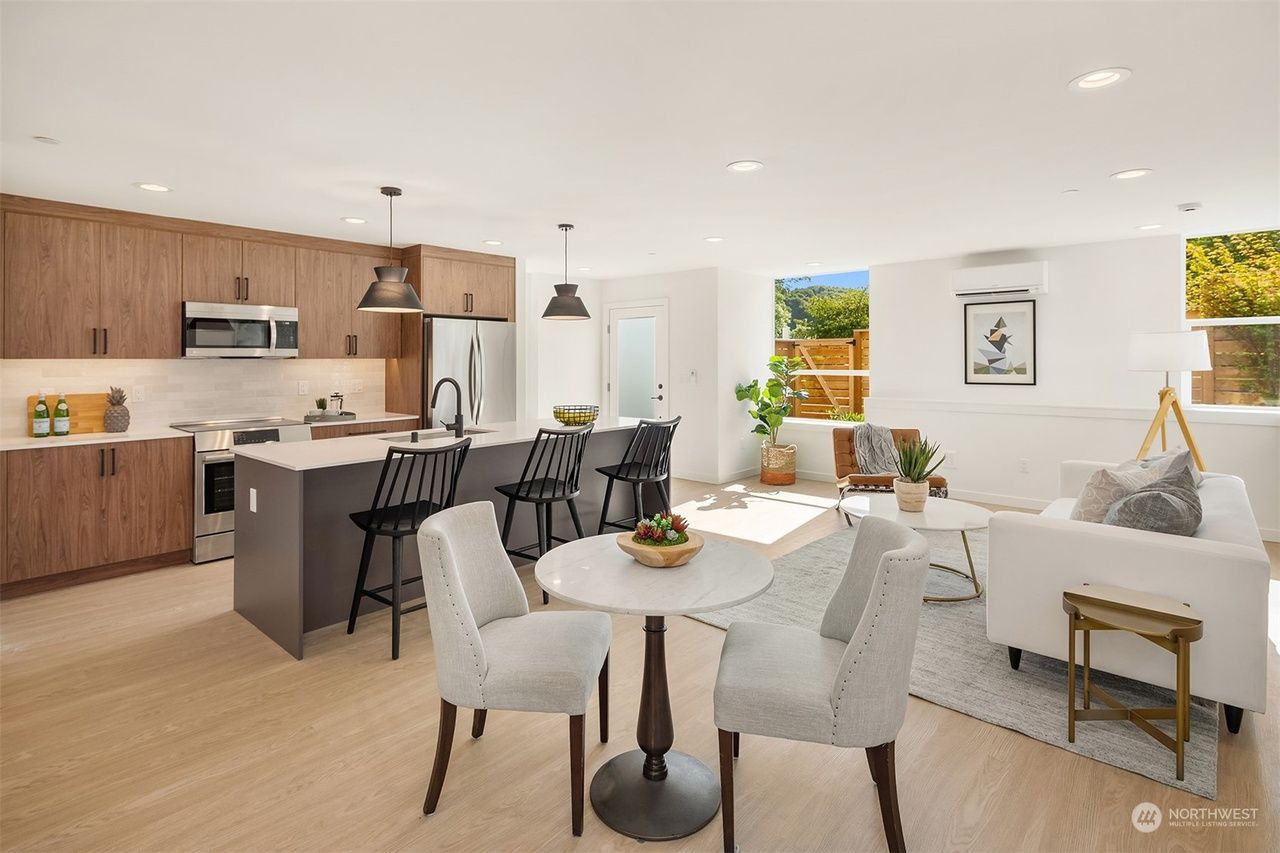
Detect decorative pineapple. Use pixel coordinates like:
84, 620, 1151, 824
104, 386, 131, 433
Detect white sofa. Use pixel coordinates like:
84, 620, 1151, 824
987, 460, 1270, 731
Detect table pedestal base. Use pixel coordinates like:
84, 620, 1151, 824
589, 749, 721, 841
924, 530, 983, 603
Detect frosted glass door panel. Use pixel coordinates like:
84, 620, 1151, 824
617, 317, 657, 418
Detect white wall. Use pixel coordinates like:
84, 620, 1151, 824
522, 272, 604, 418
863, 235, 1280, 539
716, 268, 775, 481
0, 358, 387, 438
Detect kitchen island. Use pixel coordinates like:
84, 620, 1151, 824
232, 417, 651, 658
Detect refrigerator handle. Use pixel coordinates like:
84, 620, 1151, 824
467, 329, 479, 425
474, 324, 486, 424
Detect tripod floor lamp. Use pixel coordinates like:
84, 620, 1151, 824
1128, 330, 1211, 470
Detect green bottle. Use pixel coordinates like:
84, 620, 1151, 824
53, 394, 71, 436
32, 393, 50, 438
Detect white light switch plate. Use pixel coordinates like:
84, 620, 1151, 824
249, 488, 257, 513
297, 381, 309, 396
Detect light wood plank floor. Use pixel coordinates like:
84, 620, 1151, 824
2, 478, 1276, 851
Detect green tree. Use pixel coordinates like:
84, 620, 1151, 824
774, 279, 791, 337
793, 288, 870, 338
1185, 230, 1280, 404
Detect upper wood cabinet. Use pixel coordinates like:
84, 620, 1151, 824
295, 249, 399, 358
3, 214, 181, 358
418, 255, 515, 321
3, 438, 193, 584
182, 235, 295, 306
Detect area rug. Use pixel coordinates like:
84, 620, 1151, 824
689, 523, 1218, 798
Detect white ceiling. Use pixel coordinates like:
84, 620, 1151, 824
3, 1, 1277, 280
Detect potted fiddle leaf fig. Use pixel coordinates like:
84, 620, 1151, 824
893, 437, 945, 511
735, 356, 808, 485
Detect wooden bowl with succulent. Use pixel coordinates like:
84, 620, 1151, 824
616, 512, 704, 568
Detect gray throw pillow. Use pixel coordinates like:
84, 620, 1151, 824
1103, 467, 1203, 537
1070, 464, 1162, 523
1136, 449, 1204, 487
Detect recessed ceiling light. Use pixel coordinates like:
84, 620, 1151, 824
647, 251, 657, 256
32, 135, 60, 145
133, 182, 171, 192
482, 239, 503, 246
1110, 168, 1152, 180
341, 217, 366, 224
806, 262, 822, 267
1136, 224, 1162, 230
726, 160, 764, 173
704, 236, 724, 243
577, 266, 592, 272
1061, 188, 1081, 195
1069, 67, 1131, 91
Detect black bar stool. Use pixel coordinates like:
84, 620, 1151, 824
496, 424, 594, 604
597, 416, 681, 534
347, 438, 471, 660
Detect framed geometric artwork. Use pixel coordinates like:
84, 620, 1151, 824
963, 299, 1037, 385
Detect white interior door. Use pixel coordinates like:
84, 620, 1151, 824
607, 302, 669, 419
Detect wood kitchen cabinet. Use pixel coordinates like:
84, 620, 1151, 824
296, 248, 399, 358
2, 438, 193, 591
182, 235, 295, 306
418, 256, 515, 321
3, 214, 181, 358
309, 417, 418, 440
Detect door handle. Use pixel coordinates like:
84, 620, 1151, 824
99, 448, 105, 477
92, 327, 98, 355
235, 276, 242, 300
353, 335, 358, 356
111, 447, 117, 475
651, 395, 664, 401
345, 335, 351, 355
103, 328, 109, 355
244, 277, 249, 302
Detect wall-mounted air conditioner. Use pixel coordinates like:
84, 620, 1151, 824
950, 261, 1049, 299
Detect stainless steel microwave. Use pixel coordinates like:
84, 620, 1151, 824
182, 302, 299, 358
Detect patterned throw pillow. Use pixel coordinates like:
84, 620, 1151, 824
1136, 449, 1204, 487
1103, 467, 1203, 537
1069, 463, 1162, 523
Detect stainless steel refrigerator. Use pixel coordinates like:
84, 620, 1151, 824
423, 317, 517, 429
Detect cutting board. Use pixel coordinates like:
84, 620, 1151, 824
25, 393, 110, 435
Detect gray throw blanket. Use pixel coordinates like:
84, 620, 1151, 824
854, 423, 900, 475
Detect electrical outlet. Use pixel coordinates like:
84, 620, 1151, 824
687, 369, 698, 384
1017, 458, 1030, 474
132, 385, 146, 402
297, 380, 309, 396
349, 379, 365, 394
942, 451, 957, 469
249, 488, 257, 513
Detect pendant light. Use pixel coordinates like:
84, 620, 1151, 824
357, 186, 425, 313
542, 223, 591, 320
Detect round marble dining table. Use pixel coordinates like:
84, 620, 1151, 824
535, 533, 774, 841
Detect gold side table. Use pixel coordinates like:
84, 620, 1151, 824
1062, 585, 1203, 780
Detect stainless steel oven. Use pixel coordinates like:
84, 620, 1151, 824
172, 418, 312, 562
182, 302, 299, 358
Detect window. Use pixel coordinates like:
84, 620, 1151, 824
773, 270, 870, 421
1186, 230, 1280, 407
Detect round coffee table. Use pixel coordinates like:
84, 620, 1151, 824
535, 534, 774, 841
838, 494, 992, 602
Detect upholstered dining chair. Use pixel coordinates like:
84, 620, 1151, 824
713, 516, 929, 853
416, 501, 612, 836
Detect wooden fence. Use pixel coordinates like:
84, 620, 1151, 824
775, 332, 870, 419
1189, 323, 1280, 406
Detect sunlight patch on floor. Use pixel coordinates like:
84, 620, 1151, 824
673, 482, 837, 545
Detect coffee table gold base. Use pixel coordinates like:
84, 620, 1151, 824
924, 530, 982, 603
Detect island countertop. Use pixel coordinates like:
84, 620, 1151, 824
233, 416, 640, 472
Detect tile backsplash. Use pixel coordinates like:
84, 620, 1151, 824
0, 359, 388, 438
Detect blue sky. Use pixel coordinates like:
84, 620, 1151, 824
781, 269, 869, 289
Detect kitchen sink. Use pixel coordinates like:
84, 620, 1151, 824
378, 427, 494, 442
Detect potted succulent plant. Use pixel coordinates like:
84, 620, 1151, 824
616, 512, 704, 568
893, 437, 944, 512
735, 356, 808, 485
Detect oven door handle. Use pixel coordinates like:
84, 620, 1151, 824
200, 452, 237, 465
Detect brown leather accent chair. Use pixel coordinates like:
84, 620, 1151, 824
834, 427, 948, 525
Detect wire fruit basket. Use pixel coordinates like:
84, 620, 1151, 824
553, 404, 599, 426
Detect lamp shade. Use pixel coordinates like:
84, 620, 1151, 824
357, 265, 424, 313
542, 283, 591, 320
1127, 330, 1211, 372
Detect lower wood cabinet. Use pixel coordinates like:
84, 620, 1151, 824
309, 417, 418, 440
2, 438, 193, 588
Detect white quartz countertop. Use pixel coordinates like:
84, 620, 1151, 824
0, 426, 189, 452
234, 417, 639, 472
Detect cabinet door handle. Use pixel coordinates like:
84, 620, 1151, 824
111, 447, 117, 475
235, 276, 242, 300
345, 334, 351, 355
244, 276, 249, 302
353, 335, 358, 356
99, 448, 105, 477
103, 328, 109, 355
92, 327, 98, 355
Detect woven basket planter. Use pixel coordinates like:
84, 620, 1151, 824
760, 442, 797, 486
893, 478, 929, 512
